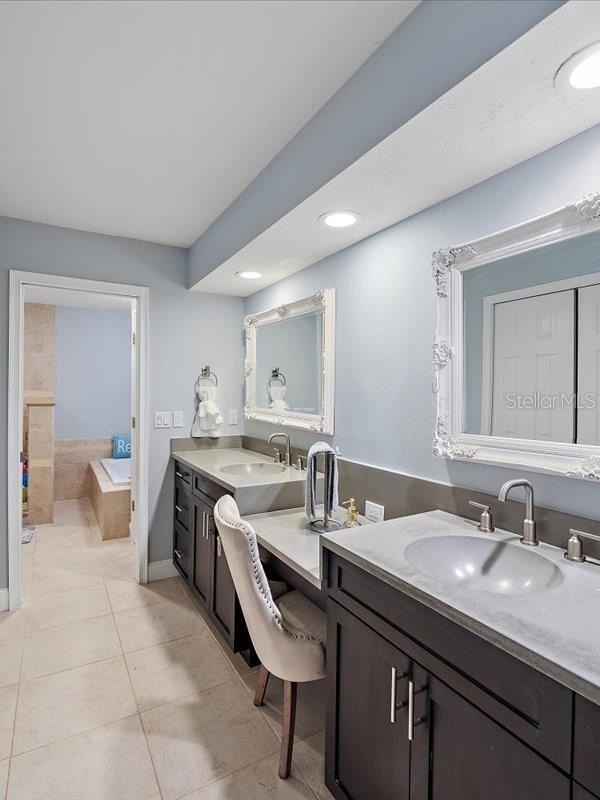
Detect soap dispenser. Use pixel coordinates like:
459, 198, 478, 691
342, 498, 361, 529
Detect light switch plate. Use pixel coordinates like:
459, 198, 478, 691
173, 410, 183, 428
154, 411, 172, 429
365, 500, 385, 523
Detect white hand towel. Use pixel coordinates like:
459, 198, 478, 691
269, 384, 290, 411
192, 383, 223, 439
305, 441, 338, 522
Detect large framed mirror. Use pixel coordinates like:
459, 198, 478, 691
433, 193, 600, 481
244, 289, 335, 433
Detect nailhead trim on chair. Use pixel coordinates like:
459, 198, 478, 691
215, 504, 324, 644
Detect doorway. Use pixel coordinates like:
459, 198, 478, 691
8, 271, 149, 611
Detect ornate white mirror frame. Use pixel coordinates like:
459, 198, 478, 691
244, 288, 336, 433
432, 192, 600, 482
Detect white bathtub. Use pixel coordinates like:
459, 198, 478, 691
101, 457, 131, 486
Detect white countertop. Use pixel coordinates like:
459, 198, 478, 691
172, 447, 309, 492
322, 510, 600, 704
246, 505, 360, 588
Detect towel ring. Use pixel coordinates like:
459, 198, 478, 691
267, 367, 286, 390
197, 365, 218, 387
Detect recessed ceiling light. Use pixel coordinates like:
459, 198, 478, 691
555, 42, 600, 91
319, 211, 360, 228
235, 270, 262, 280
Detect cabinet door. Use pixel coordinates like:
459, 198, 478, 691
326, 601, 411, 800
574, 785, 599, 800
211, 522, 237, 644
174, 481, 192, 532
192, 498, 212, 608
574, 695, 600, 796
173, 521, 192, 582
410, 667, 570, 800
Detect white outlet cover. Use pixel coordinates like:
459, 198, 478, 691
365, 500, 385, 523
173, 410, 183, 428
229, 409, 238, 426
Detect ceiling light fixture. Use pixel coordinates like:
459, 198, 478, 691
319, 211, 360, 228
235, 270, 262, 280
555, 41, 600, 91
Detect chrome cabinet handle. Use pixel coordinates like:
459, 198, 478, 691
175, 471, 183, 478
217, 536, 221, 557
407, 679, 428, 741
202, 512, 208, 539
174, 548, 184, 560
175, 505, 183, 514
390, 667, 408, 723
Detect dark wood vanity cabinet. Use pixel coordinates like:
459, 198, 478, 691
325, 550, 577, 800
173, 461, 250, 656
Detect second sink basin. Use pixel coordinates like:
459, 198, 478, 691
220, 462, 287, 477
405, 535, 562, 595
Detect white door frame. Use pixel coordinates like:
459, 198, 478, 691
8, 270, 150, 610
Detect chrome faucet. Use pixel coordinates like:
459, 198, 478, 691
498, 479, 538, 546
268, 432, 291, 466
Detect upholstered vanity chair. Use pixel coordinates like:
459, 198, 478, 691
214, 495, 326, 779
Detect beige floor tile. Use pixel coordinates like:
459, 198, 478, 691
22, 614, 121, 680
34, 524, 94, 552
0, 759, 8, 800
115, 597, 201, 652
0, 684, 18, 760
125, 631, 234, 711
292, 731, 334, 800
179, 753, 314, 800
106, 576, 187, 613
7, 715, 159, 800
0, 613, 26, 689
29, 562, 105, 595
25, 584, 110, 631
13, 656, 137, 754
142, 679, 279, 800
242, 672, 326, 743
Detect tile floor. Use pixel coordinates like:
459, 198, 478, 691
0, 499, 333, 800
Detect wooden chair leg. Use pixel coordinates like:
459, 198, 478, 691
254, 665, 270, 707
278, 681, 297, 779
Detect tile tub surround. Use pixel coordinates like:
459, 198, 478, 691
172, 447, 322, 515
0, 497, 330, 800
54, 439, 113, 501
322, 510, 600, 705
89, 460, 130, 540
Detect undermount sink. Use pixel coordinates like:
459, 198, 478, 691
220, 461, 287, 477
405, 535, 563, 595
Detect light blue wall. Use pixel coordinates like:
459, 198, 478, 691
244, 123, 600, 522
189, 0, 564, 287
54, 307, 132, 440
0, 217, 245, 589
463, 231, 600, 434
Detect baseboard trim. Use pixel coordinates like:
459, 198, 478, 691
0, 588, 9, 612
148, 559, 178, 581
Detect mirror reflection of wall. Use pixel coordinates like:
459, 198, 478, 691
462, 229, 600, 445
256, 311, 322, 413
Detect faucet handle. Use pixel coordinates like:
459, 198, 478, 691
468, 500, 495, 533
565, 529, 600, 562
272, 448, 282, 464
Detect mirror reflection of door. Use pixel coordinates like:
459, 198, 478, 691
490, 291, 575, 442
578, 284, 600, 445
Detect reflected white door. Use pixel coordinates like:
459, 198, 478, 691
491, 290, 575, 442
577, 284, 600, 445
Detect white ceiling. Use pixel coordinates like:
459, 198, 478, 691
0, 0, 418, 246
195, 1, 600, 296
24, 285, 132, 310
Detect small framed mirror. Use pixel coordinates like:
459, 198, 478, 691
433, 193, 600, 481
244, 289, 335, 433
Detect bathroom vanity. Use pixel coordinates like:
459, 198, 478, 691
171, 447, 318, 658
321, 511, 600, 800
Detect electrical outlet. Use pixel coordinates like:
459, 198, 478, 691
154, 411, 172, 429
229, 409, 238, 426
173, 410, 183, 428
365, 500, 385, 523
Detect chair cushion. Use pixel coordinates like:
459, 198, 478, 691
267, 580, 288, 601
277, 590, 327, 644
